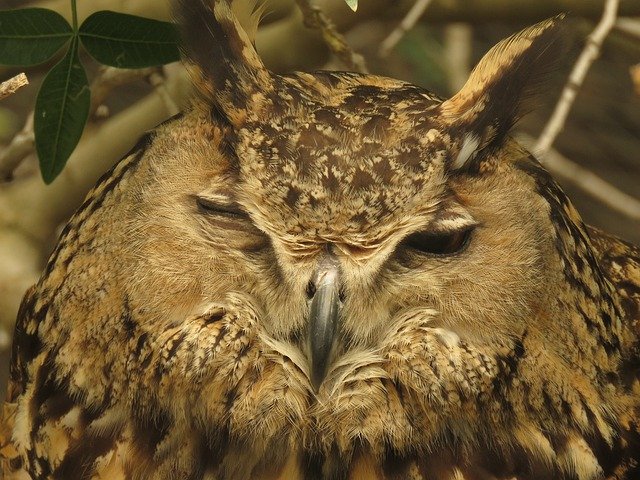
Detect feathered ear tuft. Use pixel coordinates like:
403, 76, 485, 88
173, 0, 272, 125
441, 15, 568, 170
231, 0, 267, 47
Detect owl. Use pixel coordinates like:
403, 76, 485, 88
1, 0, 639, 479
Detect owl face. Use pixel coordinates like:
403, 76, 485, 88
129, 73, 553, 400
115, 7, 576, 404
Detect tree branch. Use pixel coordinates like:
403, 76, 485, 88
295, 0, 368, 73
535, 0, 620, 156
519, 133, 640, 221
379, 0, 434, 58
0, 113, 34, 181
0, 74, 28, 101
442, 23, 472, 94
90, 66, 158, 117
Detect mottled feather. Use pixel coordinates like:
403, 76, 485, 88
1, 2, 638, 480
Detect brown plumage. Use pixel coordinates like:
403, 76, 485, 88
1, 1, 639, 479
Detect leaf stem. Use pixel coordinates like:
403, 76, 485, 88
71, 0, 78, 31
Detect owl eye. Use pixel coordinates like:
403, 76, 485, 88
195, 196, 247, 218
402, 227, 474, 256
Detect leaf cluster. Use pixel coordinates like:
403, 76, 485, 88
0, 7, 179, 183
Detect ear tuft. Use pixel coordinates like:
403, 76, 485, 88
173, 0, 272, 125
232, 0, 267, 47
441, 15, 568, 169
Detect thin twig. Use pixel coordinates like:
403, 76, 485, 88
519, 133, 640, 221
0, 112, 34, 181
90, 66, 158, 117
535, 0, 620, 156
0, 73, 28, 101
149, 68, 180, 116
615, 17, 640, 39
379, 0, 434, 58
443, 23, 472, 93
294, 0, 368, 73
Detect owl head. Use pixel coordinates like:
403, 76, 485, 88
150, 1, 579, 382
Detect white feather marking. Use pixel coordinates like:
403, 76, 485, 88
453, 134, 480, 170
432, 327, 460, 349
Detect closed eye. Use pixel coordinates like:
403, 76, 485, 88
195, 196, 247, 218
402, 227, 474, 256
194, 195, 267, 249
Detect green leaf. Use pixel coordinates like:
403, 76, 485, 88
0, 8, 73, 66
34, 37, 90, 184
344, 0, 358, 12
79, 11, 180, 68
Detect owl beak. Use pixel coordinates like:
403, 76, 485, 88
307, 253, 342, 391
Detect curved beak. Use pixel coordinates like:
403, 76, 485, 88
307, 254, 342, 391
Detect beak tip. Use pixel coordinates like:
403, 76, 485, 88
310, 339, 331, 391
311, 371, 323, 392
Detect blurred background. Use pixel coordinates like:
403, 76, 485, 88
1, 0, 639, 397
